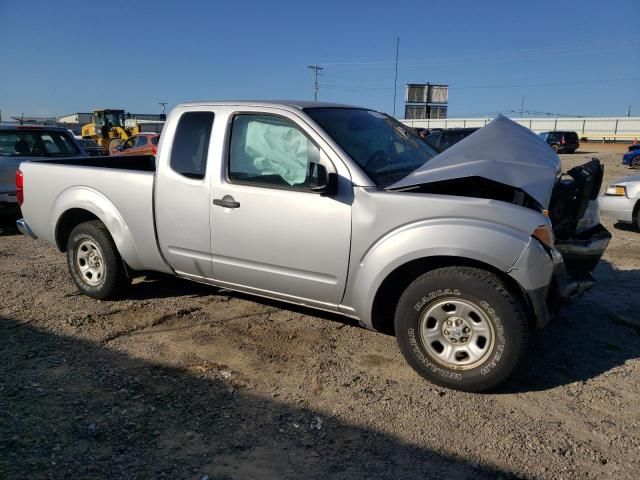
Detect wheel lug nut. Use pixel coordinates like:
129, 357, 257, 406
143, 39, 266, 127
444, 329, 450, 335
451, 339, 457, 343
446, 320, 453, 327
455, 319, 462, 326
463, 327, 470, 333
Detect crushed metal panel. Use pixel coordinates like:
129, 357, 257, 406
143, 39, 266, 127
389, 115, 561, 208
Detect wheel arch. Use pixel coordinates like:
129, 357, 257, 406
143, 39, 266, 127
632, 198, 640, 228
370, 256, 535, 336
52, 187, 143, 269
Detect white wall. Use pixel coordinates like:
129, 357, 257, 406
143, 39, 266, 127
402, 116, 640, 140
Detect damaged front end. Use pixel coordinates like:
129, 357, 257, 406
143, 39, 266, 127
548, 159, 611, 294
389, 115, 610, 300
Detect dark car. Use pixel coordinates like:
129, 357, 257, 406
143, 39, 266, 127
77, 138, 107, 157
1, 124, 84, 212
425, 128, 479, 150
538, 131, 579, 153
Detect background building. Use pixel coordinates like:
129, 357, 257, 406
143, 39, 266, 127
404, 83, 449, 120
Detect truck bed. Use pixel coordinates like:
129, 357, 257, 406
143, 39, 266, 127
19, 155, 170, 274
35, 155, 157, 172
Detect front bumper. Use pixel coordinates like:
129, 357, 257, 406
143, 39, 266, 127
509, 238, 567, 329
16, 218, 37, 239
555, 224, 612, 279
510, 224, 611, 329
598, 194, 635, 223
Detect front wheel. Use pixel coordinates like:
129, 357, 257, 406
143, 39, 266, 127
66, 220, 130, 300
394, 267, 528, 392
631, 156, 640, 169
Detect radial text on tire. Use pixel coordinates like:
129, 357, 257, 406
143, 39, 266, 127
394, 266, 529, 392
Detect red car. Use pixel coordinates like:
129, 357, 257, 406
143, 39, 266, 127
111, 133, 159, 156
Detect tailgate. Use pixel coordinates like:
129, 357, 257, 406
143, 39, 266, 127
549, 159, 611, 280
0, 157, 21, 197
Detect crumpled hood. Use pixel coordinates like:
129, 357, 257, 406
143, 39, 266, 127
390, 115, 561, 208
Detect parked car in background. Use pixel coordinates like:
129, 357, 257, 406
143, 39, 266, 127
111, 133, 159, 156
599, 173, 640, 230
77, 138, 107, 157
425, 127, 479, 150
538, 131, 579, 153
1, 124, 84, 212
16, 104, 610, 392
622, 144, 640, 168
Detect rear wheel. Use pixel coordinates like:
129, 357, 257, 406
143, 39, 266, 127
66, 220, 130, 299
632, 156, 640, 169
394, 267, 528, 392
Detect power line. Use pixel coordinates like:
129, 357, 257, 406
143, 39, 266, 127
307, 65, 324, 102
320, 36, 639, 67
319, 76, 640, 92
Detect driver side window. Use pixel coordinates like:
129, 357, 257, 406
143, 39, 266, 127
228, 114, 320, 190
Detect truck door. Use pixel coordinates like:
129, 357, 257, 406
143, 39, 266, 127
210, 110, 352, 309
155, 109, 216, 277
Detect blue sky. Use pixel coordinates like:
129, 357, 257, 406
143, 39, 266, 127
0, 0, 638, 119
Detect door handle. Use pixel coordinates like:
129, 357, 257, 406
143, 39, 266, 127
213, 195, 240, 209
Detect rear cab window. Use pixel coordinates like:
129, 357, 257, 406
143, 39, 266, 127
169, 112, 215, 179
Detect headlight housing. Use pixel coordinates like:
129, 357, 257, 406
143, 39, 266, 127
532, 224, 555, 249
605, 185, 626, 196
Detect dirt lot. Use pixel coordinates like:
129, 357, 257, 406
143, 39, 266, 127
1, 143, 639, 479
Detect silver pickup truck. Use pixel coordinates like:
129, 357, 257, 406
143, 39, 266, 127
16, 101, 610, 392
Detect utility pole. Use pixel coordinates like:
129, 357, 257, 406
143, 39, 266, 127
627, 105, 632, 117
393, 36, 400, 118
307, 65, 323, 101
520, 96, 525, 118
158, 102, 168, 121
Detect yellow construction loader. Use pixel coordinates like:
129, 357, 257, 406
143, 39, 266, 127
81, 109, 130, 152
81, 109, 164, 154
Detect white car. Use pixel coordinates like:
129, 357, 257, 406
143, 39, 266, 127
599, 173, 640, 230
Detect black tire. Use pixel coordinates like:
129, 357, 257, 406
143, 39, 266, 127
394, 267, 528, 392
66, 220, 130, 300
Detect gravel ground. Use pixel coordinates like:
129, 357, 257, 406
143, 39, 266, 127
1, 143, 639, 479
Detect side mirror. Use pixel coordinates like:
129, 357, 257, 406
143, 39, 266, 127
308, 162, 337, 195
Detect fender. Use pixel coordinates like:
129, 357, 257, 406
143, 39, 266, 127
343, 218, 532, 329
51, 186, 146, 270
